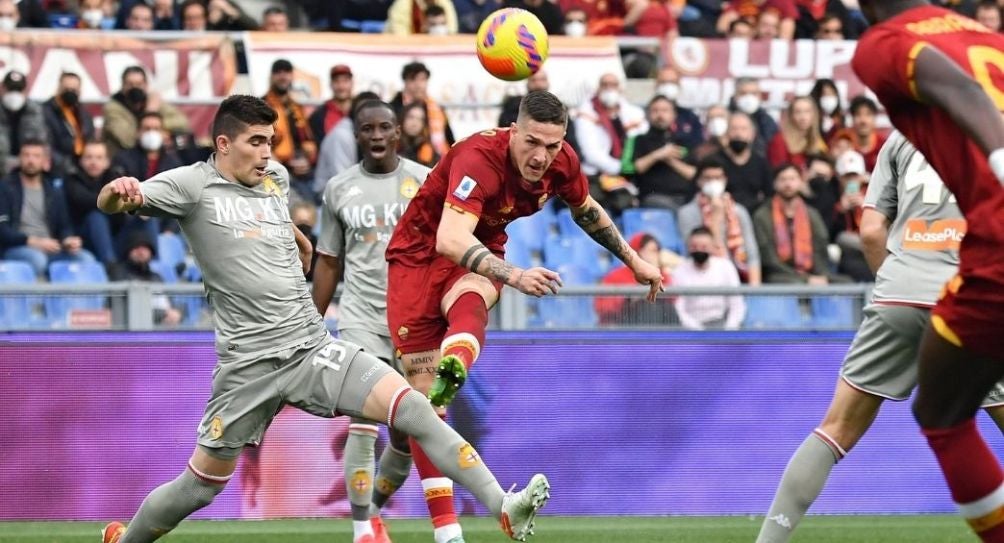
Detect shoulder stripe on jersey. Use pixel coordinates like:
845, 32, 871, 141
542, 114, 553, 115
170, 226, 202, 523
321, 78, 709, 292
906, 41, 930, 101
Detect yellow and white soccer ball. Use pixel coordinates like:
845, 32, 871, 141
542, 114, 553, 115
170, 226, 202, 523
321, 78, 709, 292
475, 8, 550, 82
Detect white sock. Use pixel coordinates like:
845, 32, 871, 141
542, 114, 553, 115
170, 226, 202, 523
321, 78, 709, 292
353, 520, 374, 541
433, 523, 463, 543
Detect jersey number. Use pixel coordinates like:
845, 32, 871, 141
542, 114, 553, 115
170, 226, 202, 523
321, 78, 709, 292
967, 45, 1004, 110
312, 342, 347, 371
904, 152, 954, 205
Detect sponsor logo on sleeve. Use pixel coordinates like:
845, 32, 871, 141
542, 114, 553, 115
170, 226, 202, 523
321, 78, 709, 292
453, 176, 478, 201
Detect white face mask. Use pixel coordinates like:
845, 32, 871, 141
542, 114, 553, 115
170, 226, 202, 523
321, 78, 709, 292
657, 83, 680, 102
599, 89, 620, 108
427, 24, 449, 36
736, 94, 761, 115
0, 17, 16, 31
820, 95, 839, 115
701, 179, 727, 198
2, 92, 25, 112
707, 117, 728, 138
564, 21, 586, 38
81, 9, 105, 28
140, 130, 163, 151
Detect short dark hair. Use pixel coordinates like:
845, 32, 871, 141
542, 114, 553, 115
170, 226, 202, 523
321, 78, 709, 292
517, 90, 567, 127
425, 4, 446, 17
402, 61, 430, 81
806, 152, 833, 169
263, 6, 286, 17
350, 91, 381, 116
59, 72, 80, 84
211, 95, 278, 147
646, 94, 674, 112
728, 18, 752, 33
977, 0, 999, 9
849, 95, 878, 116
121, 66, 147, 84
689, 226, 713, 239
354, 100, 396, 125
20, 137, 49, 152
139, 111, 163, 125
129, 2, 153, 16
693, 156, 727, 181
180, 0, 205, 15
772, 162, 801, 180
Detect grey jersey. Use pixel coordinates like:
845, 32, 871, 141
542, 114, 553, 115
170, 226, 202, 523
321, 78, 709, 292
138, 156, 326, 354
318, 158, 430, 334
866, 131, 963, 306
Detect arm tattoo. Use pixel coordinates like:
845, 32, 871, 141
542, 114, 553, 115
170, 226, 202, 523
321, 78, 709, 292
469, 250, 492, 273
484, 255, 517, 284
460, 243, 489, 269
589, 225, 632, 262
573, 206, 602, 229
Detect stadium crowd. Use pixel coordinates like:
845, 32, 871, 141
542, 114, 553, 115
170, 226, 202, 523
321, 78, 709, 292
1, 0, 1002, 328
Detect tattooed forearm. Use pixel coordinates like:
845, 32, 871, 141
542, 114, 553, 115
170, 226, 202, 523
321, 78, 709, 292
590, 225, 632, 262
484, 255, 517, 284
459, 242, 518, 284
573, 206, 602, 229
460, 243, 490, 270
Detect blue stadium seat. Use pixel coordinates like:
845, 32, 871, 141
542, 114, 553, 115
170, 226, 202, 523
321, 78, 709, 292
555, 209, 579, 238
506, 215, 548, 253
543, 236, 575, 268
157, 234, 187, 274
505, 235, 535, 270
149, 260, 179, 284
0, 260, 37, 329
743, 296, 805, 329
46, 261, 109, 326
537, 265, 598, 328
810, 296, 857, 329
621, 208, 685, 254
183, 262, 203, 283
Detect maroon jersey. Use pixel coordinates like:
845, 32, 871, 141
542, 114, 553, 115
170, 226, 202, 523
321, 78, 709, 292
386, 128, 590, 265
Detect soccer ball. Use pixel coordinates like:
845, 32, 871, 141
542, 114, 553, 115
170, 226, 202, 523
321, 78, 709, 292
475, 8, 549, 82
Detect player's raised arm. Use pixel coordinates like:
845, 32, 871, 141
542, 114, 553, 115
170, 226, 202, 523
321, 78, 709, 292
96, 176, 144, 214
913, 46, 1004, 182
570, 195, 664, 301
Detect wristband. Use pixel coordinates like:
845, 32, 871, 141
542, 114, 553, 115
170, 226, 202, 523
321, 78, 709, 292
990, 148, 1004, 184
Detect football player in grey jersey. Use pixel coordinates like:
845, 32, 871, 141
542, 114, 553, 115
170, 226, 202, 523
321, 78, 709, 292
96, 95, 549, 543
314, 100, 431, 543
757, 132, 1004, 543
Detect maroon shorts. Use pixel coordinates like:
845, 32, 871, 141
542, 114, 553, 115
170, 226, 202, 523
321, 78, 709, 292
387, 256, 503, 355
931, 236, 1004, 360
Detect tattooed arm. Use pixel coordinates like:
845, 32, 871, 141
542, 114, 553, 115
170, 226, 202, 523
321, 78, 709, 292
570, 196, 664, 301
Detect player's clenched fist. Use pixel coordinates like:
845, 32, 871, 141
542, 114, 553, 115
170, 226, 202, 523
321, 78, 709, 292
513, 267, 563, 298
108, 176, 143, 204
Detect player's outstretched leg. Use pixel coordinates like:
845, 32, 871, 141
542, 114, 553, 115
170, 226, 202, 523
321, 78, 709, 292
429, 292, 488, 408
345, 418, 379, 543
370, 428, 413, 543
914, 327, 1004, 543
757, 380, 883, 542
106, 447, 238, 543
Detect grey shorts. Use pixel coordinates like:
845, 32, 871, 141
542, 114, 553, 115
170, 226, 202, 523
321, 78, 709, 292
339, 328, 402, 374
842, 304, 1004, 405
196, 333, 396, 450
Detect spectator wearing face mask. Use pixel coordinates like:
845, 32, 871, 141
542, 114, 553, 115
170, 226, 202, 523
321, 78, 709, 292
627, 95, 696, 210
42, 72, 95, 178
809, 78, 846, 142
729, 77, 778, 158
504, 0, 565, 35
110, 112, 184, 183
712, 111, 773, 213
0, 71, 48, 175
102, 66, 190, 159
694, 104, 729, 160
421, 4, 452, 34
595, 232, 677, 326
653, 67, 704, 151
562, 0, 628, 35
673, 226, 746, 330
801, 152, 840, 235
676, 157, 761, 284
562, 7, 589, 37
0, 0, 24, 30
77, 0, 114, 29
386, 0, 458, 35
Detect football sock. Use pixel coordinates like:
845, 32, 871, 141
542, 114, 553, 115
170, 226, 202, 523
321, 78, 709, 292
119, 464, 227, 543
371, 438, 412, 514
442, 292, 488, 370
344, 419, 379, 530
756, 431, 844, 543
389, 388, 505, 518
410, 420, 461, 540
923, 418, 1004, 542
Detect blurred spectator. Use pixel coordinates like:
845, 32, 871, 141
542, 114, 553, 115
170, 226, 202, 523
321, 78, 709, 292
794, 0, 857, 39
976, 0, 1002, 30
0, 0, 18, 29
264, 59, 317, 202
801, 153, 839, 234
562, 7, 588, 36
564, 0, 628, 35
103, 66, 191, 159
713, 112, 772, 213
654, 67, 704, 151
111, 112, 184, 181
730, 77, 777, 158
205, 0, 258, 30
755, 8, 781, 39
180, 0, 206, 30
836, 95, 886, 172
114, 0, 177, 30
67, 140, 158, 267
832, 150, 872, 282
421, 4, 452, 34
309, 64, 354, 143
499, 70, 550, 127
77, 0, 115, 29
42, 72, 95, 178
595, 232, 677, 326
0, 140, 94, 278
827, 129, 854, 161
313, 91, 381, 195
154, 0, 180, 29
628, 95, 695, 210
933, 0, 978, 17
694, 104, 729, 160
386, 0, 458, 35
628, 0, 681, 39
290, 202, 318, 282
327, 0, 393, 32
0, 0, 46, 29
1, 71, 48, 175
677, 157, 761, 284
753, 163, 834, 284
124, 2, 155, 30
767, 96, 827, 169
110, 232, 182, 326
505, 0, 565, 35
727, 17, 755, 38
809, 78, 845, 141
718, 0, 797, 40
399, 102, 440, 168
261, 6, 289, 31
673, 226, 746, 330
390, 61, 455, 158
813, 12, 844, 38
456, 0, 502, 33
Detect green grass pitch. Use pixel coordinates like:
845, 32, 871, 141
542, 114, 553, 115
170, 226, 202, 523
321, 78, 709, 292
0, 516, 981, 542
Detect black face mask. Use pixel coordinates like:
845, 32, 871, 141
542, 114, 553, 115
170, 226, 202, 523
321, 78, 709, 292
272, 84, 289, 96
692, 251, 710, 265
125, 87, 146, 104
60, 90, 79, 106
727, 139, 749, 154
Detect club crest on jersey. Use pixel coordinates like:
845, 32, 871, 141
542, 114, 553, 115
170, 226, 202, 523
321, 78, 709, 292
538, 193, 549, 209
453, 176, 478, 201
261, 175, 281, 196
209, 415, 224, 440
400, 177, 420, 199
458, 442, 481, 469
397, 326, 409, 340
